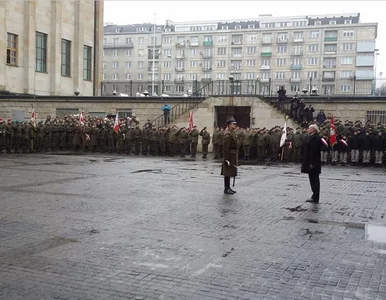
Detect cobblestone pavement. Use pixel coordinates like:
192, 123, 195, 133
1, 154, 386, 300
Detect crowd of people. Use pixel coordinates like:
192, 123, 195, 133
0, 113, 385, 167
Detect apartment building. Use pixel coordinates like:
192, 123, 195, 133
0, 0, 104, 96
102, 13, 378, 96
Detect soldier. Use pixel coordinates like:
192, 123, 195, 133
189, 125, 199, 158
374, 131, 385, 166
158, 127, 167, 156
142, 125, 150, 155
200, 127, 210, 159
90, 123, 99, 152
43, 120, 52, 152
0, 118, 5, 153
36, 121, 44, 152
107, 124, 116, 153
337, 135, 349, 165
271, 127, 281, 161
221, 118, 238, 195
133, 126, 142, 155
14, 121, 22, 153
29, 121, 37, 153
361, 131, 372, 165
125, 127, 133, 155
320, 134, 329, 164
178, 127, 189, 157
168, 126, 178, 156
149, 127, 158, 155
51, 120, 59, 151
242, 128, 253, 160
82, 123, 92, 152
292, 128, 302, 163
212, 127, 222, 159
256, 128, 266, 162
116, 124, 125, 154
5, 119, 12, 153
348, 130, 360, 165
58, 120, 66, 151
72, 123, 82, 151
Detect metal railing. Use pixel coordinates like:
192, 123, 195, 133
101, 77, 386, 97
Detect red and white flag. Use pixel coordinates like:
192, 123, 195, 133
79, 111, 85, 125
329, 117, 337, 147
340, 139, 348, 147
188, 111, 193, 132
113, 113, 119, 134
31, 109, 36, 122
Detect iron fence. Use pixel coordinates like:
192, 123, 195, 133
102, 77, 386, 97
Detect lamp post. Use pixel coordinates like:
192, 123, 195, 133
373, 49, 380, 95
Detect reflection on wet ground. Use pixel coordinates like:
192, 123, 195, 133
365, 224, 386, 243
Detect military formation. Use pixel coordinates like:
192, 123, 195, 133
0, 114, 385, 167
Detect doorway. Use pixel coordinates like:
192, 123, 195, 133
215, 106, 251, 128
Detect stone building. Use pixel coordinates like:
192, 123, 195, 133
102, 13, 378, 97
0, 0, 104, 96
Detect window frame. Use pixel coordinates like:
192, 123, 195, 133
36, 31, 48, 73
6, 33, 18, 66
61, 39, 71, 77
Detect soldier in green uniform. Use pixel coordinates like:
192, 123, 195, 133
4, 119, 12, 153
142, 125, 150, 155
292, 127, 302, 163
221, 118, 238, 195
212, 127, 222, 159
36, 121, 44, 152
189, 125, 199, 158
0, 118, 5, 153
149, 127, 158, 155
90, 123, 99, 152
178, 127, 189, 157
242, 128, 253, 160
200, 127, 210, 159
133, 126, 142, 155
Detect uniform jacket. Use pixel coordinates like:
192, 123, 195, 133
221, 129, 238, 177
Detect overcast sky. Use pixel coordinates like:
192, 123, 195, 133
104, 0, 384, 75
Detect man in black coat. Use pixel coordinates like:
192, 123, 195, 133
301, 124, 322, 203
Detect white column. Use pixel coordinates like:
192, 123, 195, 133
23, 0, 37, 94
73, 0, 85, 94
50, 0, 62, 95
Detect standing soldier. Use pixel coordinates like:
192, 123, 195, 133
200, 127, 211, 159
271, 127, 281, 161
72, 123, 82, 151
90, 123, 99, 152
142, 125, 150, 155
221, 118, 238, 195
178, 127, 189, 157
36, 121, 44, 152
107, 124, 116, 153
212, 127, 222, 159
0, 118, 5, 153
189, 125, 199, 158
242, 128, 253, 160
159, 127, 167, 156
374, 131, 385, 166
29, 121, 37, 153
133, 126, 142, 155
4, 119, 12, 153
292, 128, 302, 163
149, 127, 158, 155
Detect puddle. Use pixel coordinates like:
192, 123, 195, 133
131, 169, 162, 174
365, 224, 386, 243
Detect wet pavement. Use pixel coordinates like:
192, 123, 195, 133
1, 153, 386, 300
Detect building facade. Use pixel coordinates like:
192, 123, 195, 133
0, 0, 104, 96
102, 13, 378, 97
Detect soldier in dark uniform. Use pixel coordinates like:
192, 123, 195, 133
189, 126, 199, 158
301, 124, 322, 203
200, 127, 210, 159
134, 126, 142, 155
221, 118, 238, 195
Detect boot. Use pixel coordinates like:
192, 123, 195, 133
224, 188, 235, 195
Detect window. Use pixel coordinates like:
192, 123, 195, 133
308, 57, 318, 65
6, 33, 18, 66
176, 85, 184, 92
36, 32, 47, 72
340, 71, 353, 78
231, 60, 242, 70
276, 58, 286, 66
343, 31, 354, 37
310, 31, 320, 39
329, 20, 337, 25
61, 39, 71, 76
163, 37, 171, 44
216, 60, 226, 68
308, 44, 319, 52
163, 49, 172, 57
247, 46, 256, 54
190, 61, 199, 67
232, 47, 242, 56
190, 49, 198, 56
246, 34, 258, 41
246, 59, 255, 67
112, 73, 118, 80
125, 73, 131, 80
163, 73, 171, 80
204, 35, 213, 42
235, 25, 241, 30
221, 26, 228, 30
324, 44, 337, 53
261, 72, 270, 79
308, 71, 318, 78
217, 35, 227, 42
83, 45, 92, 80
292, 71, 300, 78
112, 61, 118, 69
275, 72, 285, 79
323, 71, 335, 79
217, 47, 226, 55
163, 61, 171, 68
342, 43, 353, 51
246, 72, 256, 79
125, 49, 132, 56
138, 37, 144, 44
277, 45, 287, 53
341, 57, 353, 65
315, 21, 321, 25
137, 73, 143, 80
262, 33, 272, 43
293, 32, 303, 40
291, 85, 300, 92
261, 59, 270, 66
323, 58, 336, 68
138, 61, 144, 68
103, 50, 106, 57
125, 61, 131, 69
340, 84, 351, 92
102, 73, 105, 80
216, 73, 225, 79
292, 58, 301, 65
113, 38, 119, 46
345, 20, 352, 24
248, 24, 256, 29
151, 37, 157, 44
126, 37, 132, 44
113, 50, 118, 56
102, 62, 106, 69
203, 73, 211, 79
189, 73, 198, 80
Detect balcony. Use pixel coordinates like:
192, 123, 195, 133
175, 67, 185, 72
324, 50, 337, 55
103, 42, 134, 49
189, 41, 199, 47
260, 65, 271, 70
261, 39, 272, 44
322, 77, 335, 82
230, 67, 242, 72
290, 78, 301, 82
203, 41, 213, 47
202, 54, 212, 59
202, 67, 212, 72
261, 52, 272, 57
174, 79, 184, 83
176, 42, 186, 47
291, 51, 304, 56
290, 64, 302, 70
231, 41, 243, 45
293, 38, 304, 43
324, 37, 338, 42
259, 78, 270, 83
277, 38, 288, 43
175, 54, 185, 59
148, 55, 160, 60
323, 65, 336, 69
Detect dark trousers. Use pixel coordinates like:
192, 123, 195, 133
191, 143, 198, 157
224, 177, 230, 188
308, 173, 320, 201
